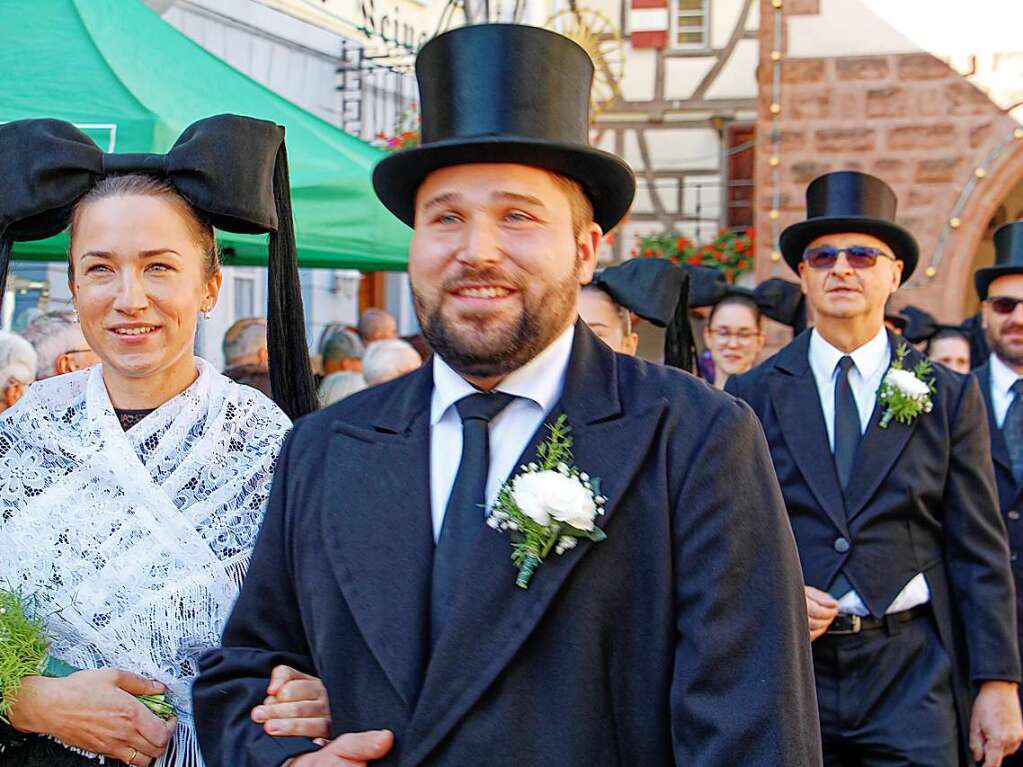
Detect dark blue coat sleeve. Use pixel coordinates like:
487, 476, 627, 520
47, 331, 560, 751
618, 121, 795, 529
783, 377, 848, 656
669, 397, 822, 765
193, 424, 321, 767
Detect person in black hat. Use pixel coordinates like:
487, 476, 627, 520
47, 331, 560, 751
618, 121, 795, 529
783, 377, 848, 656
900, 305, 973, 375
581, 257, 694, 367
973, 220, 1023, 767
194, 23, 820, 767
0, 116, 331, 766
728, 171, 1022, 766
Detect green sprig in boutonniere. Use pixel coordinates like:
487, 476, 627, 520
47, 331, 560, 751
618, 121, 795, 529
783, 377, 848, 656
0, 587, 174, 722
878, 344, 935, 429
487, 415, 607, 589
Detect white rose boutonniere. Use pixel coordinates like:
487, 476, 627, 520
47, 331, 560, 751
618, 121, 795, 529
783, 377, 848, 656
488, 415, 606, 589
878, 344, 935, 428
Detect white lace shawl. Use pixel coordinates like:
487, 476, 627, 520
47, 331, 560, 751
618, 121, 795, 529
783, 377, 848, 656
0, 359, 291, 766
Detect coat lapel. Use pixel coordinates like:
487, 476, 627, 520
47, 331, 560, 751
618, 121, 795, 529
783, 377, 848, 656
843, 333, 918, 521
401, 322, 664, 766
322, 366, 435, 713
767, 331, 849, 535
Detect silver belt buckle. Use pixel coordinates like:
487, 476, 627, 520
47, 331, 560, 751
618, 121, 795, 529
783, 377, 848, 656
827, 614, 862, 635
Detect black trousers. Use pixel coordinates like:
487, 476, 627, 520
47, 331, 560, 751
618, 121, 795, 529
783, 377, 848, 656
813, 611, 958, 767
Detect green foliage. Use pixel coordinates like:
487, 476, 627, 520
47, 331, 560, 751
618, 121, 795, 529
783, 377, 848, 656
633, 227, 755, 282
0, 588, 51, 722
0, 588, 175, 722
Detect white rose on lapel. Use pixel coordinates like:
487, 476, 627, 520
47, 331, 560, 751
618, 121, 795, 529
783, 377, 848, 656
512, 470, 597, 531
489, 416, 608, 589
884, 368, 930, 399
878, 344, 935, 428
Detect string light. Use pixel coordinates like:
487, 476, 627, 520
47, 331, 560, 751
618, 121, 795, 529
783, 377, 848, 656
768, 0, 784, 275
919, 126, 1023, 285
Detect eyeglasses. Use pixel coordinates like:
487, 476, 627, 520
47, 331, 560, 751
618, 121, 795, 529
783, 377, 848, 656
707, 328, 762, 345
988, 296, 1023, 315
803, 246, 896, 270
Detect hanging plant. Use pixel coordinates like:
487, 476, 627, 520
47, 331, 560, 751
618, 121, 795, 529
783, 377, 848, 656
633, 227, 754, 282
374, 101, 421, 153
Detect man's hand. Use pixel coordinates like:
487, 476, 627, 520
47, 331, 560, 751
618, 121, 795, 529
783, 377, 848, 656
805, 586, 839, 642
971, 681, 1023, 767
284, 730, 394, 767
252, 665, 331, 739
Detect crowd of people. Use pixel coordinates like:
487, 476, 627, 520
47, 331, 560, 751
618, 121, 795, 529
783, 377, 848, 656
2, 19, 1023, 767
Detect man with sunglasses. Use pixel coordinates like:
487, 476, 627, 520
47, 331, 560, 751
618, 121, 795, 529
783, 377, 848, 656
974, 220, 1023, 767
728, 171, 1022, 766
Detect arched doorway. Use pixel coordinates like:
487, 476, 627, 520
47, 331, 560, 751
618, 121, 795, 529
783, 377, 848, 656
946, 138, 1023, 316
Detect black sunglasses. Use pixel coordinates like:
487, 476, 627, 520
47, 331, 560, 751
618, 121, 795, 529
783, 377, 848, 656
803, 245, 896, 270
988, 296, 1023, 315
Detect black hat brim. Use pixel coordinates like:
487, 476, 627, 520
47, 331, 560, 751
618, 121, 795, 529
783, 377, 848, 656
779, 216, 919, 283
975, 266, 1023, 300
373, 137, 636, 234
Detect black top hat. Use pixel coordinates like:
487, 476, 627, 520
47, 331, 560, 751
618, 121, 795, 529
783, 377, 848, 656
975, 221, 1023, 300
372, 24, 636, 233
779, 171, 919, 282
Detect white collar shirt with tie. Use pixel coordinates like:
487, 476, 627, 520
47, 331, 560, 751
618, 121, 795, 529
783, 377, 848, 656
807, 325, 930, 616
988, 351, 1023, 428
429, 324, 575, 542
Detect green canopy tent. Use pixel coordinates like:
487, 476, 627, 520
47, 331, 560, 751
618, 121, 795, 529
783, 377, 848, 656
0, 0, 410, 271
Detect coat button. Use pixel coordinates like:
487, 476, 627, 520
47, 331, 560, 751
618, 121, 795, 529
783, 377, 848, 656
834, 537, 850, 553
1010, 510, 1021, 521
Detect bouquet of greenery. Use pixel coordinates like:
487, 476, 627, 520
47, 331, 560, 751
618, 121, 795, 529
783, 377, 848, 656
0, 587, 174, 723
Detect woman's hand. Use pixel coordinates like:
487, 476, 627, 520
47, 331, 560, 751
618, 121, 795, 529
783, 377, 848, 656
7, 669, 176, 766
251, 665, 331, 740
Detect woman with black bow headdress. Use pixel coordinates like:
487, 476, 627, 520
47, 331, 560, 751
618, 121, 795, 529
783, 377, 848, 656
0, 116, 324, 766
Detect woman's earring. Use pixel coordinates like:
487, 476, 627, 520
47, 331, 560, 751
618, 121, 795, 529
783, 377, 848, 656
202, 309, 212, 321
71, 306, 80, 324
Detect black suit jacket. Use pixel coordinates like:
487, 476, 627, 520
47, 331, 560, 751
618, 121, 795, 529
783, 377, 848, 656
974, 361, 1023, 668
727, 331, 1020, 758
193, 322, 821, 767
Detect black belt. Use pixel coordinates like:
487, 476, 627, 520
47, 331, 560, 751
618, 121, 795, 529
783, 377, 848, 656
825, 604, 930, 636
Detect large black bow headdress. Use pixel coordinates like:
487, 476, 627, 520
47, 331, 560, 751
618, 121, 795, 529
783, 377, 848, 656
0, 114, 317, 420
589, 258, 694, 372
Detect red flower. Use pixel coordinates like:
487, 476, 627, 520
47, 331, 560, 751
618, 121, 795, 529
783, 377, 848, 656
687, 255, 701, 265
630, 248, 639, 257
738, 259, 748, 269
644, 248, 654, 257
735, 240, 748, 253
745, 227, 755, 239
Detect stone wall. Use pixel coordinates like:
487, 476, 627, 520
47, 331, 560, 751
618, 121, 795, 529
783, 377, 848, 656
753, 0, 1020, 325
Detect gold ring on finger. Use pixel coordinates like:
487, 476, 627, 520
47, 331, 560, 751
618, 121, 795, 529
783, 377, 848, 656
126, 748, 138, 765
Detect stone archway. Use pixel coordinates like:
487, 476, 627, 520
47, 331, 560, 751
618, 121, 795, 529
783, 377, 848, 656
944, 138, 1023, 316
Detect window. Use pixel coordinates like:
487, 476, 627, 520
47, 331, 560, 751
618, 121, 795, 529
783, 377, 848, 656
234, 275, 255, 319
674, 0, 707, 48
726, 124, 756, 230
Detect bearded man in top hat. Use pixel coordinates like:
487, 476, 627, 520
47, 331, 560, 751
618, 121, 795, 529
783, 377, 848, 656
192, 23, 820, 767
727, 171, 1022, 767
973, 220, 1023, 767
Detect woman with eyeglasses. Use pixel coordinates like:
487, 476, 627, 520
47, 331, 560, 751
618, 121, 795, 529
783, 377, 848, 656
703, 293, 765, 388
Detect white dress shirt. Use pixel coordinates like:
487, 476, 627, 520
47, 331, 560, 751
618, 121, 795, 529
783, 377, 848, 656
988, 352, 1022, 428
429, 325, 575, 541
808, 327, 931, 616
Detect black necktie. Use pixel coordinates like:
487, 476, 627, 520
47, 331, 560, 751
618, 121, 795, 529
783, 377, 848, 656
431, 391, 515, 646
833, 356, 861, 491
1004, 380, 1023, 483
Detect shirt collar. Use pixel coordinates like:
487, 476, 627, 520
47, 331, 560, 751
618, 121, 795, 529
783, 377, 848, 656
430, 324, 576, 425
989, 352, 1022, 397
809, 325, 890, 381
